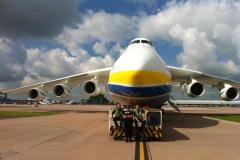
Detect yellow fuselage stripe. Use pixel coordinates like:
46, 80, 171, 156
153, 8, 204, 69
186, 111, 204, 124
109, 70, 171, 86
140, 141, 145, 160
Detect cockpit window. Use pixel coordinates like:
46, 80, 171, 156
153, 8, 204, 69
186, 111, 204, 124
141, 40, 149, 44
129, 39, 153, 46
131, 40, 140, 44
141, 40, 152, 46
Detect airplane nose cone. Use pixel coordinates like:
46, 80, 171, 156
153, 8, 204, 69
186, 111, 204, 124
108, 45, 171, 98
112, 46, 169, 72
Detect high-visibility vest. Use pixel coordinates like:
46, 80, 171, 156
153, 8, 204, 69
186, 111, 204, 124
134, 110, 144, 120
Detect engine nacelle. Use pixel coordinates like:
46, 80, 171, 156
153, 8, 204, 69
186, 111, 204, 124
28, 88, 46, 100
219, 84, 239, 101
182, 79, 205, 97
53, 83, 71, 97
83, 80, 101, 96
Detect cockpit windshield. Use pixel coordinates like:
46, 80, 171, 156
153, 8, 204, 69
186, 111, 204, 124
131, 40, 140, 44
129, 39, 152, 46
141, 40, 149, 44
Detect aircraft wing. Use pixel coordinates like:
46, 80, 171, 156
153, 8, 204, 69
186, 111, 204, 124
3, 67, 112, 94
168, 66, 240, 88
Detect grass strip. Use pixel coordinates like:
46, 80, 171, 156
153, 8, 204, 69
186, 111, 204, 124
209, 115, 240, 122
0, 111, 59, 118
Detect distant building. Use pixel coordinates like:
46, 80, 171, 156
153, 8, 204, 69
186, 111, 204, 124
0, 92, 33, 104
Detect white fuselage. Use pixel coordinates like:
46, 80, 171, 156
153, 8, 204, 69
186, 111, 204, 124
108, 38, 172, 106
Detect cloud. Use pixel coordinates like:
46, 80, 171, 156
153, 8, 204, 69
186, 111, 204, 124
22, 47, 114, 85
0, 37, 26, 82
1, 10, 130, 89
93, 41, 126, 57
93, 41, 108, 55
138, 0, 240, 80
2, 0, 240, 92
232, 25, 240, 59
0, 0, 80, 38
110, 42, 126, 56
20, 11, 131, 85
170, 25, 240, 77
56, 11, 136, 54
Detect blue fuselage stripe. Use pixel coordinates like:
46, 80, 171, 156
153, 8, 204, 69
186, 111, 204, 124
108, 84, 172, 97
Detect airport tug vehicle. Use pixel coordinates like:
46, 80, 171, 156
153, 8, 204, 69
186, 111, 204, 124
109, 108, 163, 140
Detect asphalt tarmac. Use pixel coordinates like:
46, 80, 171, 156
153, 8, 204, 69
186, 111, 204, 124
0, 105, 240, 160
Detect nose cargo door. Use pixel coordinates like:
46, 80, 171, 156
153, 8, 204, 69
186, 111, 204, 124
109, 108, 163, 140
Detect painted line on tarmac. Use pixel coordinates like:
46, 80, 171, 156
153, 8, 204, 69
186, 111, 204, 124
135, 141, 140, 160
135, 140, 150, 160
140, 141, 144, 160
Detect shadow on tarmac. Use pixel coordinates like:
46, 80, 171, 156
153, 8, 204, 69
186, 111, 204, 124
160, 114, 219, 142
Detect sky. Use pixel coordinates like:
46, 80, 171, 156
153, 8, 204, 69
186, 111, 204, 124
0, 0, 240, 100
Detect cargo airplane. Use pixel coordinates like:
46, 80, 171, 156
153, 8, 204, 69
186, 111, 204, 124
3, 38, 240, 109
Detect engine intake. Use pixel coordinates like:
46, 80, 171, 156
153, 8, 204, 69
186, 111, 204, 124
220, 84, 239, 101
182, 79, 205, 97
83, 80, 100, 96
28, 88, 46, 100
53, 83, 71, 97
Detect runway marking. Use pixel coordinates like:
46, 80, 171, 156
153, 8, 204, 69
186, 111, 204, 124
135, 140, 150, 160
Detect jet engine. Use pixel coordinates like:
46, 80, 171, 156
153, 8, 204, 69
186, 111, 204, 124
219, 84, 239, 101
182, 79, 205, 97
28, 88, 46, 100
53, 83, 71, 97
83, 80, 101, 96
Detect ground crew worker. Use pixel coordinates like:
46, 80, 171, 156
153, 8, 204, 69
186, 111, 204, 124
123, 106, 134, 142
134, 105, 146, 136
111, 103, 123, 129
